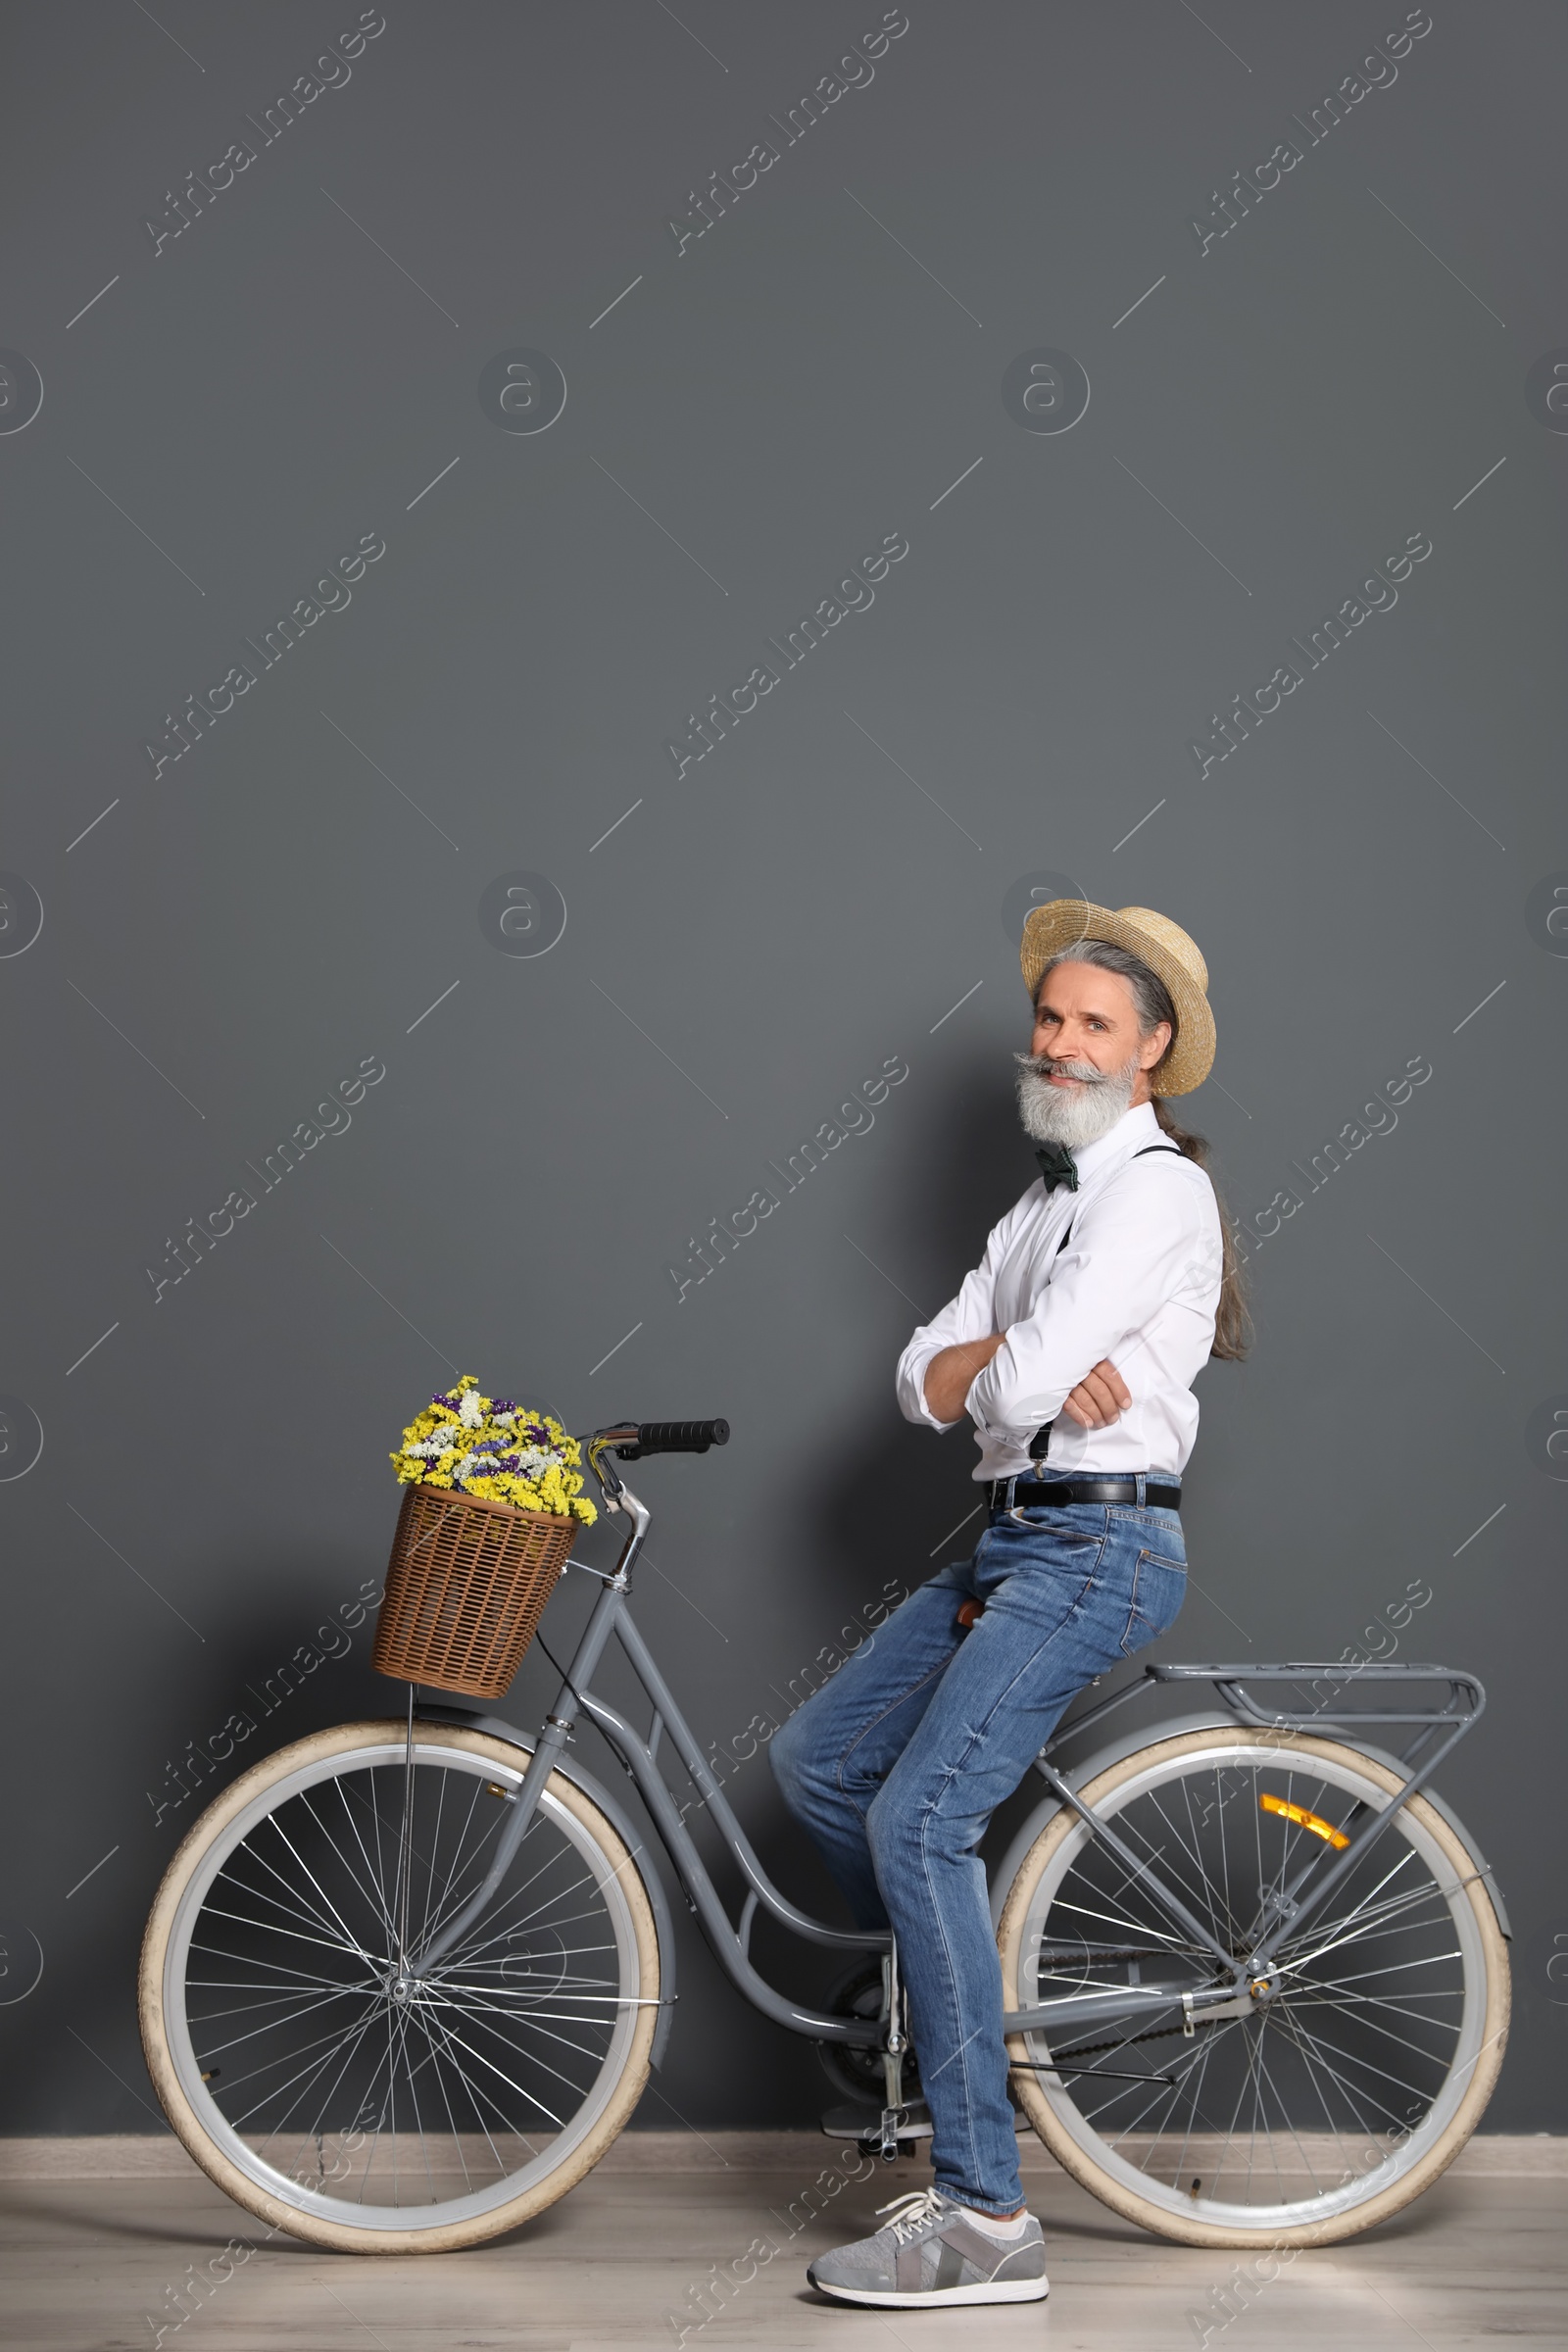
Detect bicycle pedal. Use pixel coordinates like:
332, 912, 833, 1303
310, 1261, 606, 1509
820, 2100, 932, 2144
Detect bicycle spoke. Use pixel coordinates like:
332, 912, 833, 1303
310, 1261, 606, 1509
197, 1901, 374, 1966
410, 2006, 572, 2130
1274, 1843, 1425, 1953
244, 1822, 379, 1960
416, 1761, 457, 1953
1283, 1999, 1450, 2107
1306, 1950, 1463, 1993
1277, 1878, 1451, 1974
1270, 1987, 1424, 2122
213, 1850, 373, 1953
195, 1984, 378, 2067
1044, 1893, 1202, 1954
408, 1998, 550, 2169
1213, 1769, 1237, 1949
332, 1771, 399, 1946
187, 1945, 370, 1993
425, 1770, 490, 1940
1092, 2018, 1250, 2146
346, 1777, 503, 1950
1284, 1985, 1461, 2056
297, 1787, 403, 1942
1264, 2002, 1367, 2159
1269, 2000, 1398, 2144
412, 2019, 489, 2196
1144, 1786, 1239, 1949
433, 1874, 607, 1975
258, 2005, 389, 2181
335, 2015, 400, 2203
424, 1982, 612, 2069
221, 1999, 389, 2131
1247, 2027, 1319, 2198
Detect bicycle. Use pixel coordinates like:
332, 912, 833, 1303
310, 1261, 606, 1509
139, 1420, 1509, 2253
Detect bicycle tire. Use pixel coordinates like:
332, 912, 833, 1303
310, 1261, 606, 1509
996, 1727, 1508, 2248
139, 1721, 661, 2253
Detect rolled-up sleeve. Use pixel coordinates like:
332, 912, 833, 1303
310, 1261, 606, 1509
964, 1162, 1211, 1446
895, 1203, 1025, 1432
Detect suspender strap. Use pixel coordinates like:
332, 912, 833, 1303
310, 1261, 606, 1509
1028, 1140, 1185, 1460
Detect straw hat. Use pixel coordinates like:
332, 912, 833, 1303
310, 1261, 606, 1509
1019, 901, 1215, 1097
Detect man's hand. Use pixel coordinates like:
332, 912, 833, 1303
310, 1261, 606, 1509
925, 1343, 1131, 1429
1059, 1358, 1131, 1428
924, 1333, 1005, 1423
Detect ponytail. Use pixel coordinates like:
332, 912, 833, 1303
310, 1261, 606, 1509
1152, 1099, 1252, 1361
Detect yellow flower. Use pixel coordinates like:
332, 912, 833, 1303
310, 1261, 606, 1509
390, 1383, 596, 1523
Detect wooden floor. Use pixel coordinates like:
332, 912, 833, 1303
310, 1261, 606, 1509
2, 2133, 1563, 2350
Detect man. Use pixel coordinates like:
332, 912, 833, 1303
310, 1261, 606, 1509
772, 901, 1248, 2309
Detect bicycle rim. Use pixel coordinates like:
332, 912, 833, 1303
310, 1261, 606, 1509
143, 1724, 657, 2244
1000, 1731, 1507, 2244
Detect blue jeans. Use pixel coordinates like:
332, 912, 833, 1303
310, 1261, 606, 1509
770, 1473, 1188, 2214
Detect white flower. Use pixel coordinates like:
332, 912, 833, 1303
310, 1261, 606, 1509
457, 1387, 486, 1429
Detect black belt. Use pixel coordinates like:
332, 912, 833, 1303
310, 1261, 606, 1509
986, 1474, 1181, 1513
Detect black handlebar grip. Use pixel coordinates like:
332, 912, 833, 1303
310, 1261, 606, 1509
615, 1419, 730, 1458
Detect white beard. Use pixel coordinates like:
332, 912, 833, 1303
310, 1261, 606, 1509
1014, 1047, 1144, 1151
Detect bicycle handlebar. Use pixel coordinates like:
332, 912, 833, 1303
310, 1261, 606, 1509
612, 1419, 729, 1459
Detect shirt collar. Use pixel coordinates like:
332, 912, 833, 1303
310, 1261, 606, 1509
1067, 1098, 1161, 1187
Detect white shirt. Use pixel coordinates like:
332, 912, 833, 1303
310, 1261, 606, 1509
895, 1102, 1223, 1481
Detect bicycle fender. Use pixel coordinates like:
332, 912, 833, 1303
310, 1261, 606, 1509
415, 1701, 680, 2066
987, 1707, 1510, 1938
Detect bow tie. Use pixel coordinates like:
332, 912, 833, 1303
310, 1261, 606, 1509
1034, 1141, 1079, 1194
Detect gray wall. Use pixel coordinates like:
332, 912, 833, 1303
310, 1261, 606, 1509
2, 0, 1564, 2133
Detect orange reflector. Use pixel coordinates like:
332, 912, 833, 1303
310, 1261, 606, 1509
1259, 1792, 1350, 1849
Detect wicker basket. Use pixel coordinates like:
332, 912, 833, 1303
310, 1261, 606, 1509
371, 1483, 578, 1698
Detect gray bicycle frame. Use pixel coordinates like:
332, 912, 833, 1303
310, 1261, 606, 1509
404, 1440, 1487, 2050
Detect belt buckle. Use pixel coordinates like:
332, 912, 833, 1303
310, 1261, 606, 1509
1016, 1474, 1077, 1508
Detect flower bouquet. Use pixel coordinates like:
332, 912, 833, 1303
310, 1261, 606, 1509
373, 1376, 591, 1699
390, 1376, 597, 1524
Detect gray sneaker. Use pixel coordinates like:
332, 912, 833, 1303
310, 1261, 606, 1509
808, 2186, 1049, 2308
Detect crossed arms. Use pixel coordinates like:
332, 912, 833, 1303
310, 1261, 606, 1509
902, 1154, 1216, 1442
923, 1341, 1129, 1429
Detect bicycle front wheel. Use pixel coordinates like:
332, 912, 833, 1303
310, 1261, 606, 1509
139, 1721, 661, 2252
997, 1728, 1508, 2247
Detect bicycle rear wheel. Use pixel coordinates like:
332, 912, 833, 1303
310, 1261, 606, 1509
140, 1721, 661, 2252
996, 1728, 1508, 2247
